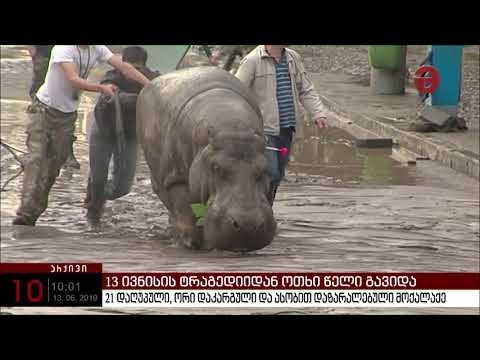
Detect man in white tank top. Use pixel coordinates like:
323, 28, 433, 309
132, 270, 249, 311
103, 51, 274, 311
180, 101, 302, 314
13, 45, 151, 226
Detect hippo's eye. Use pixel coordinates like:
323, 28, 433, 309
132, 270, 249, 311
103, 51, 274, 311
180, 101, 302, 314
211, 162, 231, 179
211, 163, 220, 173
211, 162, 225, 177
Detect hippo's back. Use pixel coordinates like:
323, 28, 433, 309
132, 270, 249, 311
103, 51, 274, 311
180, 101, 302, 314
144, 66, 261, 123
136, 66, 264, 187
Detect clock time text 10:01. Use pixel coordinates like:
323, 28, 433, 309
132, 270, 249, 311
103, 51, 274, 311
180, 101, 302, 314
51, 281, 81, 292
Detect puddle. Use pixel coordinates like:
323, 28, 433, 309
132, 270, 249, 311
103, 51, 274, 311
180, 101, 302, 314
290, 125, 416, 186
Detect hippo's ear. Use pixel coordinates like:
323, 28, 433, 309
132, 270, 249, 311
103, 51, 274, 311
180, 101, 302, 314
200, 143, 214, 160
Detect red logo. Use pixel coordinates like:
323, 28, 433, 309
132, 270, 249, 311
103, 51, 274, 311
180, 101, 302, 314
414, 66, 440, 94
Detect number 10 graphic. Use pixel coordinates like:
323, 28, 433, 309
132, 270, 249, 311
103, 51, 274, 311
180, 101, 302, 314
12, 279, 44, 303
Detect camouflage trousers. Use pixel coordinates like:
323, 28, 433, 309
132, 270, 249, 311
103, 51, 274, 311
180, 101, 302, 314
15, 102, 77, 225
29, 55, 49, 100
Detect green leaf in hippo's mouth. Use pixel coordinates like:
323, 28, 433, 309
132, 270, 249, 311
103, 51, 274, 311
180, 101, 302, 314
191, 203, 208, 219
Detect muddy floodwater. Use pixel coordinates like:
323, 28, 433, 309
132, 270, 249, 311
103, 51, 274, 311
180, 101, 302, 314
1, 46, 479, 315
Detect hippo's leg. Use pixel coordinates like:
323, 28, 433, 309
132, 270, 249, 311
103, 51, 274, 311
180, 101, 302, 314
168, 183, 203, 249
105, 139, 137, 200
152, 175, 201, 249
149, 175, 180, 238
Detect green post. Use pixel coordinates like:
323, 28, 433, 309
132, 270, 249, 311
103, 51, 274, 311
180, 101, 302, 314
369, 45, 407, 95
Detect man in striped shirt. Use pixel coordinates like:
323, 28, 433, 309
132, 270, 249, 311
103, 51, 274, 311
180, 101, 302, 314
236, 45, 328, 205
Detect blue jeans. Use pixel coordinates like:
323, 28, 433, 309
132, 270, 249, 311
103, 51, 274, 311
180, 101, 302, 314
265, 127, 294, 190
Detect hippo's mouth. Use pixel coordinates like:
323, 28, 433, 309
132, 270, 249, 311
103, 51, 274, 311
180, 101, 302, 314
198, 196, 275, 252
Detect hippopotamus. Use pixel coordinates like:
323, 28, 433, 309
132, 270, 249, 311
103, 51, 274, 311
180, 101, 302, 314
136, 66, 276, 251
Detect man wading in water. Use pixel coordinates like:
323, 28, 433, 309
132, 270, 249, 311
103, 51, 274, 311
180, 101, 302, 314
236, 45, 328, 205
13, 45, 150, 226
84, 46, 160, 225
28, 45, 82, 169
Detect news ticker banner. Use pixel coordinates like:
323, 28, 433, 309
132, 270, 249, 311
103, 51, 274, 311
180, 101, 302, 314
1, 263, 479, 308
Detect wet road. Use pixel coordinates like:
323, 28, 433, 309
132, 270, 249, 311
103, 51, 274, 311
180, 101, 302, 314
1, 46, 479, 315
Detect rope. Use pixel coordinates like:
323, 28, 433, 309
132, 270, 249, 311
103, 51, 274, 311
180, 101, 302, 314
1, 167, 23, 192
109, 92, 127, 175
1, 139, 26, 159
0, 139, 25, 191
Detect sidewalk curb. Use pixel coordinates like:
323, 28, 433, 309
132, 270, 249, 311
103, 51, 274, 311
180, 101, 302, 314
320, 94, 480, 179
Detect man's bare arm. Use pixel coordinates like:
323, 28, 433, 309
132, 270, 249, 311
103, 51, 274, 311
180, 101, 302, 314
108, 54, 150, 87
60, 62, 116, 97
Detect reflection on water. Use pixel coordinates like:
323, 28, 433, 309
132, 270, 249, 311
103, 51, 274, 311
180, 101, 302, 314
290, 125, 416, 186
